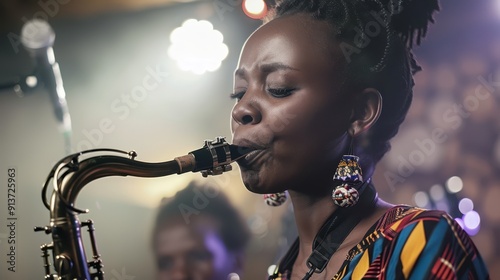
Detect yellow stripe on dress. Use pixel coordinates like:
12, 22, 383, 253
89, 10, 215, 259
400, 221, 426, 279
390, 219, 403, 231
351, 249, 370, 280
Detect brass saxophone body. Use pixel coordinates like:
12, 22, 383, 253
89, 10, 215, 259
35, 137, 249, 280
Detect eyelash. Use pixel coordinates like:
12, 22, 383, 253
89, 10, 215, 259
230, 88, 296, 100
268, 88, 295, 98
229, 91, 245, 100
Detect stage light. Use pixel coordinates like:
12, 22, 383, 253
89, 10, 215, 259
458, 198, 474, 215
429, 184, 445, 201
242, 0, 268, 19
413, 191, 430, 208
168, 19, 229, 75
463, 210, 481, 230
445, 176, 463, 193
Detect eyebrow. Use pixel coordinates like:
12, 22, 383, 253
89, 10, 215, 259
235, 62, 299, 78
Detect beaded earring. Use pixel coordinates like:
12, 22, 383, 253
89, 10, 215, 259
263, 192, 287, 207
331, 135, 364, 207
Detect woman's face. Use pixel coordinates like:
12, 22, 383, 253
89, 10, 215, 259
154, 217, 237, 280
231, 14, 353, 194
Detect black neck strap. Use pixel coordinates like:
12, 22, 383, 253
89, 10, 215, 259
269, 181, 378, 280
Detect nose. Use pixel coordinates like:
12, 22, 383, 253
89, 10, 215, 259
231, 98, 262, 126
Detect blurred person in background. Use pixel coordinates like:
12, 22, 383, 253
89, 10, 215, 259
152, 181, 250, 280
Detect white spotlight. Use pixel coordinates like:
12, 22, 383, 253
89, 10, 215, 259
429, 184, 445, 201
445, 176, 463, 193
413, 191, 429, 208
168, 19, 229, 75
243, 0, 268, 19
458, 198, 474, 215
463, 210, 481, 230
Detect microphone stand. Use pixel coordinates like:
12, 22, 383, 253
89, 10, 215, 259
19, 18, 74, 156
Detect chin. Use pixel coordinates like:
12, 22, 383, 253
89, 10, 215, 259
239, 169, 286, 194
240, 170, 264, 193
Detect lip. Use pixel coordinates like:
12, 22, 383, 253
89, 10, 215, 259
232, 138, 269, 168
241, 149, 267, 166
233, 138, 269, 150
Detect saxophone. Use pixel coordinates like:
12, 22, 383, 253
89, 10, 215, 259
34, 137, 250, 280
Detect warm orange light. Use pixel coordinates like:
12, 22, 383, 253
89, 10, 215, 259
242, 0, 268, 20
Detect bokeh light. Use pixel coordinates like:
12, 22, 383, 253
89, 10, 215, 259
430, 184, 445, 201
458, 198, 474, 214
464, 210, 481, 230
446, 176, 463, 193
242, 0, 268, 19
168, 19, 229, 75
413, 191, 430, 208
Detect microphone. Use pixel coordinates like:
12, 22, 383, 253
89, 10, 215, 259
21, 19, 72, 133
21, 19, 72, 152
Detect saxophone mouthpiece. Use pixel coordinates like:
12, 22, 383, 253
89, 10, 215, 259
175, 137, 254, 176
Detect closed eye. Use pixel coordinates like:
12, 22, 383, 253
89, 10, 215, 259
230, 90, 245, 101
268, 88, 296, 98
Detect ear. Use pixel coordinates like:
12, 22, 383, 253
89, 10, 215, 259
349, 88, 382, 136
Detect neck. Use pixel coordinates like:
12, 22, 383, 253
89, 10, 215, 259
288, 189, 339, 251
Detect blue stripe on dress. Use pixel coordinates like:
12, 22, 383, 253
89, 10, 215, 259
386, 222, 418, 280
409, 218, 448, 280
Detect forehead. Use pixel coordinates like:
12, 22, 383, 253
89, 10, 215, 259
155, 216, 220, 253
238, 13, 344, 73
156, 224, 198, 253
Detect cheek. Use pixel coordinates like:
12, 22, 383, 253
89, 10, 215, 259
271, 95, 350, 167
194, 262, 215, 279
230, 118, 237, 135
274, 99, 344, 138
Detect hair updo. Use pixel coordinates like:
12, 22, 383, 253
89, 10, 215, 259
265, 0, 440, 167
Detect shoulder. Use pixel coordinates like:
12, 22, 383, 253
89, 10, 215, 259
376, 205, 489, 279
378, 205, 453, 234
377, 205, 478, 261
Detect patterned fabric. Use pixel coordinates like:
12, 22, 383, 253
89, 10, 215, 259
272, 206, 489, 279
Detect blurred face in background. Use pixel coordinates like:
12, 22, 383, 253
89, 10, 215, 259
154, 216, 239, 280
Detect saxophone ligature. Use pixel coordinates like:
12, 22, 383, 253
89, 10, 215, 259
34, 137, 250, 280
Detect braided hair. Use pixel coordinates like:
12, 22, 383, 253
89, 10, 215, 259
265, 0, 439, 167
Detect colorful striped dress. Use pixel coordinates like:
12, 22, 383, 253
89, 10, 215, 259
271, 206, 489, 279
